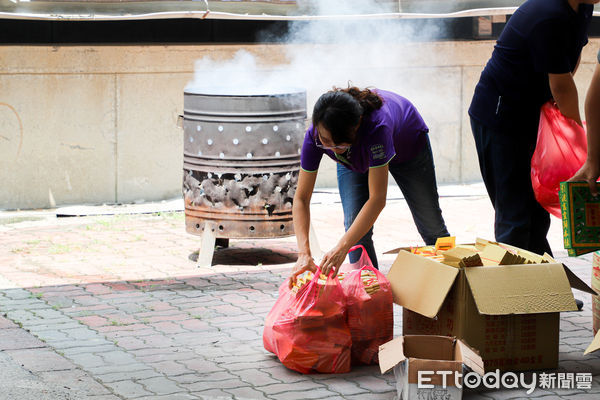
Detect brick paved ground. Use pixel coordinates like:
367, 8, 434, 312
0, 184, 599, 399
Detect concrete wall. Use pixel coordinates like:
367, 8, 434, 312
1, 40, 599, 209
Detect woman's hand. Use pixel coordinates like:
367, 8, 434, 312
568, 160, 600, 196
320, 243, 349, 278
288, 254, 317, 289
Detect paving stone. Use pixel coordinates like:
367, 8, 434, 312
38, 369, 112, 396
97, 325, 155, 336
344, 392, 395, 400
150, 321, 186, 334
182, 378, 250, 392
5, 309, 38, 323
61, 327, 102, 341
179, 358, 225, 374
103, 380, 152, 398
134, 394, 198, 400
2, 289, 34, 300
96, 350, 139, 365
49, 338, 114, 349
76, 315, 109, 327
213, 353, 275, 364
170, 370, 233, 383
96, 369, 162, 383
0, 328, 45, 350
138, 376, 186, 395
224, 386, 271, 400
0, 299, 48, 311
233, 368, 280, 387
27, 328, 70, 342
133, 349, 197, 363
170, 371, 238, 384
88, 363, 155, 375
27, 321, 84, 332
150, 360, 193, 376
463, 393, 495, 400
271, 388, 340, 399
0, 316, 18, 328
323, 378, 370, 396
112, 336, 147, 350
5, 347, 75, 372
260, 381, 327, 395
561, 394, 600, 400
171, 332, 222, 346
114, 303, 146, 313
33, 308, 67, 319
71, 295, 105, 306
66, 352, 107, 369
193, 389, 233, 399
179, 319, 212, 331
62, 345, 117, 355
140, 334, 178, 348
355, 375, 396, 393
260, 366, 306, 383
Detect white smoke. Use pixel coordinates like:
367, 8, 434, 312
186, 0, 445, 103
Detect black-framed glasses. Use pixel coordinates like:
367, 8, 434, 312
314, 128, 351, 150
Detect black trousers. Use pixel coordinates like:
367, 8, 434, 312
470, 116, 552, 256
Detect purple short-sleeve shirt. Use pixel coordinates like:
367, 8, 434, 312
300, 90, 428, 174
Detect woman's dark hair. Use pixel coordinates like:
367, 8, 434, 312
312, 87, 384, 144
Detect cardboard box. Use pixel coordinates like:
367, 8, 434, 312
379, 335, 484, 400
593, 251, 600, 336
386, 246, 598, 372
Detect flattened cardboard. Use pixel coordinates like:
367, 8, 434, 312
379, 336, 405, 374
584, 328, 600, 355
456, 339, 485, 376
564, 265, 598, 296
387, 251, 459, 318
384, 246, 409, 255
542, 253, 597, 295
464, 264, 577, 315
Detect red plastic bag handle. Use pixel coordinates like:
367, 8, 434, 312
348, 245, 367, 255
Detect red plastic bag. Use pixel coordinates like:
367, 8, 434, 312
337, 245, 374, 275
531, 101, 587, 218
338, 250, 393, 365
263, 268, 351, 374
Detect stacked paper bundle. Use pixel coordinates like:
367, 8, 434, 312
290, 271, 328, 294
341, 267, 393, 365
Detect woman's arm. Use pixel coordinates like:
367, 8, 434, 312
320, 164, 388, 276
569, 62, 600, 194
289, 169, 318, 287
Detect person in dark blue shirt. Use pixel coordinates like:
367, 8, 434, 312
469, 0, 597, 255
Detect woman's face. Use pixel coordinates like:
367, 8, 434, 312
315, 124, 354, 154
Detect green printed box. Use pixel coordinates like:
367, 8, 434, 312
559, 181, 600, 256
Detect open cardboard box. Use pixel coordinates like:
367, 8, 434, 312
386, 240, 600, 372
379, 335, 484, 400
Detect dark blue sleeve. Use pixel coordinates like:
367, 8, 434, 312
528, 19, 573, 74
